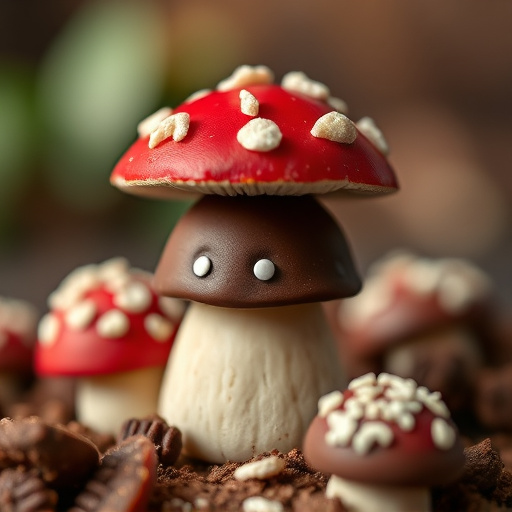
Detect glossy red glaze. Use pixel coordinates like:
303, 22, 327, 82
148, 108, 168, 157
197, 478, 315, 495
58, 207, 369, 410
303, 389, 465, 486
34, 280, 179, 377
111, 85, 398, 198
0, 331, 34, 373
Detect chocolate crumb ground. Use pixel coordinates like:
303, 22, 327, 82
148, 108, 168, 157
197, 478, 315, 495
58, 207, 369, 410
1, 413, 512, 510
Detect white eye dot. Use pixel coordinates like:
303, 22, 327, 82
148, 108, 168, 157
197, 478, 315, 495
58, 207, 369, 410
254, 259, 275, 281
193, 256, 212, 277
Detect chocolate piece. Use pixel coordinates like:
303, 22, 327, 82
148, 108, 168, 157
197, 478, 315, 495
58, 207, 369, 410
0, 417, 100, 488
70, 436, 157, 512
0, 467, 58, 512
118, 415, 182, 466
154, 195, 361, 308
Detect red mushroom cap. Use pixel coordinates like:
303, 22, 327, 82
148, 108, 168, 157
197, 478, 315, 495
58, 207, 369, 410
337, 251, 493, 359
0, 297, 38, 373
34, 258, 185, 377
303, 372, 465, 486
110, 66, 398, 199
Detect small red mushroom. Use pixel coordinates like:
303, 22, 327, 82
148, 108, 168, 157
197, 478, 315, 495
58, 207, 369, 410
0, 297, 38, 405
335, 251, 492, 411
303, 372, 465, 512
34, 258, 185, 434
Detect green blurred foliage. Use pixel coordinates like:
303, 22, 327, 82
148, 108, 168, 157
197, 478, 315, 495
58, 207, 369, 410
37, 0, 168, 211
0, 65, 36, 237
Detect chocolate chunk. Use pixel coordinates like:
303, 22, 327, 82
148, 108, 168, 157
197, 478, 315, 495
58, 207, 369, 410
0, 467, 58, 511
0, 417, 100, 488
70, 436, 157, 512
462, 438, 503, 493
118, 415, 182, 466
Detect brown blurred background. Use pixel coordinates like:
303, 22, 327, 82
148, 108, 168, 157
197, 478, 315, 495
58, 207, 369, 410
0, 0, 511, 314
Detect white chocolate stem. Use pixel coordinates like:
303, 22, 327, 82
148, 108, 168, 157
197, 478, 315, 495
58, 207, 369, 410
76, 366, 165, 434
327, 475, 430, 512
158, 302, 344, 463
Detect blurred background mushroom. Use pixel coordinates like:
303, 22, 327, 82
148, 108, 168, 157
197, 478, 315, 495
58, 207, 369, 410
0, 0, 511, 323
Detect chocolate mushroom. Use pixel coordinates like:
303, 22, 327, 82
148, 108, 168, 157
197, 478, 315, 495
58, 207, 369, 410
335, 251, 492, 412
0, 297, 38, 406
34, 258, 185, 434
303, 372, 465, 512
110, 65, 399, 463
154, 194, 360, 462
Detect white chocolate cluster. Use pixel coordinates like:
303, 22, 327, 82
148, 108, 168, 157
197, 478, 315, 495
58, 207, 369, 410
38, 258, 184, 346
320, 373, 456, 456
234, 455, 286, 481
340, 251, 492, 329
138, 65, 389, 155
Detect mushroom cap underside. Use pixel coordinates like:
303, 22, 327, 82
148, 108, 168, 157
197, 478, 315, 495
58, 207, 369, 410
111, 84, 398, 198
153, 194, 361, 308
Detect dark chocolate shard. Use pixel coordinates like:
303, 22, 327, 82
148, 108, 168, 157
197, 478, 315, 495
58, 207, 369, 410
118, 415, 182, 466
0, 467, 58, 512
70, 436, 157, 512
0, 417, 100, 488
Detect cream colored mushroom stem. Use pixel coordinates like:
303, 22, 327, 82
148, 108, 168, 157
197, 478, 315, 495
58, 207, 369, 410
76, 366, 165, 434
327, 476, 430, 512
157, 301, 344, 463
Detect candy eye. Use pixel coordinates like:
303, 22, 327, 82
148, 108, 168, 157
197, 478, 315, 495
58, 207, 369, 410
193, 256, 212, 277
253, 259, 275, 281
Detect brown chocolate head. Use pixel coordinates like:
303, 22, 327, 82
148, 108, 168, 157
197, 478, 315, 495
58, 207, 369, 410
153, 195, 361, 308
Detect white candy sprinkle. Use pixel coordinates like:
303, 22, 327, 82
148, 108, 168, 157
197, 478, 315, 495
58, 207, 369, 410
356, 116, 389, 154
240, 89, 259, 116
113, 282, 152, 313
65, 299, 97, 330
217, 65, 274, 91
137, 107, 173, 138
325, 410, 358, 447
253, 259, 275, 281
351, 421, 393, 455
343, 397, 365, 420
327, 96, 349, 115
311, 111, 357, 144
237, 118, 282, 152
96, 310, 130, 338
98, 257, 130, 282
234, 456, 285, 481
242, 496, 284, 512
318, 390, 344, 417
417, 387, 450, 418
281, 71, 330, 100
193, 256, 212, 277
431, 418, 457, 450
144, 313, 174, 342
149, 112, 190, 148
158, 296, 186, 321
184, 89, 211, 103
194, 497, 209, 509
38, 314, 60, 346
438, 273, 473, 313
348, 372, 377, 390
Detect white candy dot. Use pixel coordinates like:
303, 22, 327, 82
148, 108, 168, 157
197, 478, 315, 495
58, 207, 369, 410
145, 313, 174, 342
65, 299, 97, 330
96, 310, 130, 338
193, 256, 212, 277
38, 314, 60, 346
253, 259, 275, 281
237, 118, 282, 152
113, 282, 152, 313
